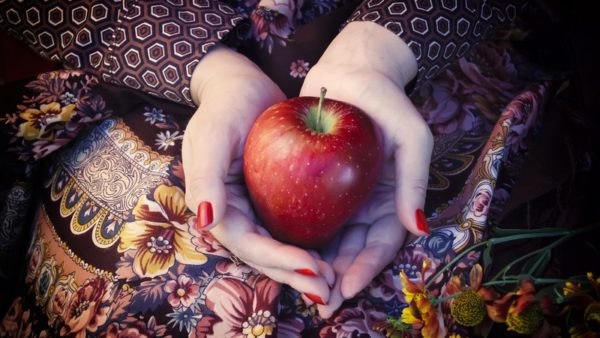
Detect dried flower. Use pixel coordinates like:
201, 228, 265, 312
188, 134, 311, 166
564, 273, 600, 338
399, 259, 446, 338
446, 264, 497, 327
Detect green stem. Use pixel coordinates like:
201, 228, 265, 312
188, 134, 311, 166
483, 278, 570, 287
424, 223, 599, 289
483, 322, 494, 338
431, 292, 461, 305
316, 87, 326, 132
425, 240, 487, 288
489, 225, 593, 282
490, 240, 560, 282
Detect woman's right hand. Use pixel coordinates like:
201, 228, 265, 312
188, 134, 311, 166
183, 45, 333, 304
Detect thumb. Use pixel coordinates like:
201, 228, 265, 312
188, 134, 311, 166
393, 101, 434, 236
182, 107, 241, 232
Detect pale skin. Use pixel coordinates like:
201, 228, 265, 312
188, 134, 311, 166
183, 21, 433, 317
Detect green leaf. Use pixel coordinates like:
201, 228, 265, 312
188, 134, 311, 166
522, 250, 551, 276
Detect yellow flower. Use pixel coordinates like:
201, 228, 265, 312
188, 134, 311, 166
17, 102, 75, 141
506, 302, 544, 335
241, 310, 276, 338
564, 281, 583, 297
451, 290, 486, 327
399, 259, 446, 338
118, 185, 206, 278
446, 264, 497, 327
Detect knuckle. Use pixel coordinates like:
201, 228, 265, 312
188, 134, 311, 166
411, 178, 429, 196
185, 192, 197, 212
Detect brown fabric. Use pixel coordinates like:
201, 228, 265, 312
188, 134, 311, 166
348, 0, 530, 84
0, 1, 245, 106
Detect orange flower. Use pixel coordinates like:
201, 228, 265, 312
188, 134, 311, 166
445, 264, 498, 327
399, 259, 446, 338
486, 280, 554, 336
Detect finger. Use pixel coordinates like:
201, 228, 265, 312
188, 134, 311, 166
340, 214, 406, 298
183, 109, 239, 232
211, 206, 323, 276
316, 259, 335, 287
316, 224, 368, 318
393, 104, 434, 236
316, 275, 344, 319
305, 250, 335, 286
333, 223, 369, 266
251, 263, 330, 305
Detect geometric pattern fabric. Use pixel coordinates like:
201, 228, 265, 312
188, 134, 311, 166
348, 0, 526, 81
0, 1, 244, 106
1, 0, 527, 104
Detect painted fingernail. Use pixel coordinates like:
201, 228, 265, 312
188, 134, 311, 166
416, 208, 430, 235
197, 201, 213, 229
304, 293, 325, 305
295, 268, 318, 277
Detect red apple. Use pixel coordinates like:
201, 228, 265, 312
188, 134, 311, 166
243, 88, 384, 249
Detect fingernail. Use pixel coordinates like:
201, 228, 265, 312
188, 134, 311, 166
197, 201, 213, 229
416, 208, 430, 235
304, 293, 325, 305
295, 268, 318, 277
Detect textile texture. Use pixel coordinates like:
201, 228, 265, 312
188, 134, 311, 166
0, 38, 565, 337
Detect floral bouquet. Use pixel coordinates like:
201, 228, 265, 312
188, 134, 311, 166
375, 224, 600, 337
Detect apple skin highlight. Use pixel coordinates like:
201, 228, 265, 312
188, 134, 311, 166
243, 95, 384, 249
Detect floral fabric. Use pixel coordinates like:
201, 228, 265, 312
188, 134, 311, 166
0, 33, 554, 336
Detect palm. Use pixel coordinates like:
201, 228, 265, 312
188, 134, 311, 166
299, 62, 432, 317
184, 73, 334, 302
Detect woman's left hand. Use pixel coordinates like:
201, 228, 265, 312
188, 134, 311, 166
299, 21, 434, 318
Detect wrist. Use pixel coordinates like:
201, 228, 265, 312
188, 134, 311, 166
190, 45, 266, 105
317, 21, 418, 88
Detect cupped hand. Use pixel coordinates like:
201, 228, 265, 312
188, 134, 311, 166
299, 22, 434, 317
183, 45, 334, 303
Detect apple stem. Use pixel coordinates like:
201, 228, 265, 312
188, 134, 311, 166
316, 87, 327, 133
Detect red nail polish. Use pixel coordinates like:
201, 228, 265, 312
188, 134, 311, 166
197, 201, 213, 229
295, 268, 318, 277
416, 209, 430, 235
304, 293, 325, 305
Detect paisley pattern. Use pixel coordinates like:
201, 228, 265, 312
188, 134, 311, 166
0, 37, 556, 337
48, 118, 171, 248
